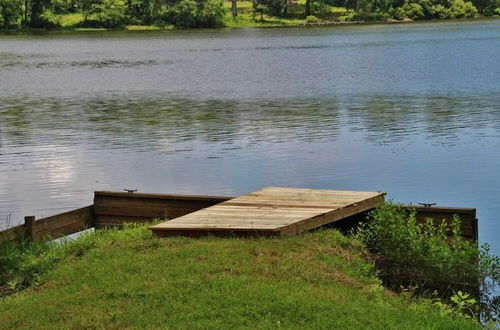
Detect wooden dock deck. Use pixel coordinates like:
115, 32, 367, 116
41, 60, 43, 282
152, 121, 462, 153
150, 187, 385, 237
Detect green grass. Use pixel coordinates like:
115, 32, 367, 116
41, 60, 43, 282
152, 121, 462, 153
58, 13, 85, 27
126, 25, 167, 30
0, 224, 478, 328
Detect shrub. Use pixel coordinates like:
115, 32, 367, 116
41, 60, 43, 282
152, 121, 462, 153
392, 6, 407, 19
450, 0, 478, 17
357, 10, 391, 20
305, 14, 320, 22
430, 4, 451, 18
337, 12, 359, 21
167, 0, 226, 28
198, 0, 226, 27
353, 202, 500, 321
401, 2, 425, 19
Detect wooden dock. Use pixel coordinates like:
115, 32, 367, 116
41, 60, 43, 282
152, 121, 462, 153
0, 188, 478, 243
150, 187, 385, 237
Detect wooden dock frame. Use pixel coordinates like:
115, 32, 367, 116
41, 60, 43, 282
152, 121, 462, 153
0, 189, 478, 243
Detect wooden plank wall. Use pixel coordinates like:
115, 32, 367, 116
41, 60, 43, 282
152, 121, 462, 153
93, 191, 232, 228
406, 206, 478, 242
0, 224, 26, 243
29, 206, 94, 242
0, 206, 94, 243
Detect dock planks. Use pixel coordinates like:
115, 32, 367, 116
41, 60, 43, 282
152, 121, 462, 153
150, 187, 385, 237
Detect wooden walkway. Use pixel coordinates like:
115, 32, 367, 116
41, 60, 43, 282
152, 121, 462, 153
150, 187, 385, 237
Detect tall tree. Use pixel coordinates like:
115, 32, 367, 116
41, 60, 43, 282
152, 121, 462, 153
29, 0, 50, 27
231, 0, 237, 17
23, 0, 29, 26
305, 0, 311, 15
76, 0, 98, 22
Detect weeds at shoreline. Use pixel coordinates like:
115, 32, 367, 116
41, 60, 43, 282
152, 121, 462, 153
353, 201, 500, 323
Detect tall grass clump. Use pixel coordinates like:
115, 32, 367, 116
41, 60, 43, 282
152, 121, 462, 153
0, 238, 64, 293
354, 202, 500, 322
0, 224, 152, 296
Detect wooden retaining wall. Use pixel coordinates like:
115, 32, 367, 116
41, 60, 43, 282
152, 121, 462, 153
93, 191, 232, 228
0, 206, 94, 243
0, 191, 478, 242
408, 205, 478, 242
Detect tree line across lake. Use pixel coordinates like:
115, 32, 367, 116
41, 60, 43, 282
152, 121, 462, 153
0, 0, 498, 30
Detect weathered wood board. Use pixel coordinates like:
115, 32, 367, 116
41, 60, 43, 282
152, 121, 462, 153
94, 191, 231, 228
150, 187, 385, 237
0, 224, 26, 243
31, 205, 94, 241
0, 206, 94, 243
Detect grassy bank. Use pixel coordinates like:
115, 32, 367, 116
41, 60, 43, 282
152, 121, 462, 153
0, 225, 478, 329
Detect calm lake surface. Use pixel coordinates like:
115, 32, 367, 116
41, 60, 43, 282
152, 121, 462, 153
1, 20, 499, 251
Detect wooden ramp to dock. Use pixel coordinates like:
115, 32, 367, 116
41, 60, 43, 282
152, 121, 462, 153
150, 187, 385, 237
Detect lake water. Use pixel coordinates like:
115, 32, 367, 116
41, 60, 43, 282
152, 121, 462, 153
1, 20, 499, 252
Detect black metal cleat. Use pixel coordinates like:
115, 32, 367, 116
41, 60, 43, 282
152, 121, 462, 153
418, 202, 437, 207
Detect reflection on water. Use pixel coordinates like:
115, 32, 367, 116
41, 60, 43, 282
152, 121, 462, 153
0, 20, 500, 258
2, 93, 499, 149
1, 92, 500, 227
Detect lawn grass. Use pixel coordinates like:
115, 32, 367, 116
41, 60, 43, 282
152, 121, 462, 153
0, 224, 478, 329
58, 13, 85, 27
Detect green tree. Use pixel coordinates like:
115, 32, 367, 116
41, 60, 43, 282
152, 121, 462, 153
75, 0, 98, 21
51, 0, 74, 13
127, 0, 153, 24
0, 0, 22, 28
305, 0, 311, 15
93, 0, 127, 27
30, 0, 51, 27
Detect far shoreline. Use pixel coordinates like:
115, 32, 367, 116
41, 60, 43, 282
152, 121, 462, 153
1, 15, 499, 35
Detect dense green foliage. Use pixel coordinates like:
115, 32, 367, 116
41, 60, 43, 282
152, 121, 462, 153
251, 0, 498, 22
0, 0, 497, 30
354, 202, 500, 322
0, 0, 22, 29
0, 225, 478, 328
0, 0, 226, 29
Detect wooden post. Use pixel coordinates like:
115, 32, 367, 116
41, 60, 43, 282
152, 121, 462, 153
24, 216, 35, 241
